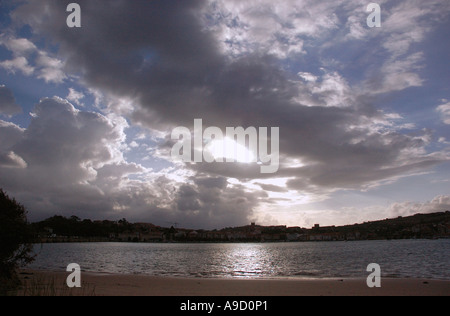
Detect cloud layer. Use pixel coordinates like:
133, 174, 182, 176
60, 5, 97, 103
0, 0, 448, 228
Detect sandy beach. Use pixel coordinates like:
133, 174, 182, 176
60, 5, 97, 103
16, 270, 450, 296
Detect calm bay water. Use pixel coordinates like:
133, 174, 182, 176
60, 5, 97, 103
28, 239, 450, 280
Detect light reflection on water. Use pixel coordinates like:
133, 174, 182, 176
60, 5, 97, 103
28, 239, 450, 280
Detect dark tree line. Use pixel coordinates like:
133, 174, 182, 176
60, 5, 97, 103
31, 216, 133, 238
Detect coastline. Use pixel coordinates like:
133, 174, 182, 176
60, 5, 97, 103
17, 269, 450, 296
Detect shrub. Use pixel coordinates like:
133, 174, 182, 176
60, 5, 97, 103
0, 189, 35, 294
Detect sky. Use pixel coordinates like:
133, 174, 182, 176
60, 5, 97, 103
0, 0, 449, 229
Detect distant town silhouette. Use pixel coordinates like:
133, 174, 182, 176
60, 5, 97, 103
32, 211, 450, 243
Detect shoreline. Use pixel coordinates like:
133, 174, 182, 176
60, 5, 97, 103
32, 237, 450, 244
17, 269, 450, 296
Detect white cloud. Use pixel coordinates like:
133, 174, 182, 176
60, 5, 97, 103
0, 34, 66, 83
298, 72, 318, 83
0, 36, 37, 56
437, 102, 450, 124
35, 52, 67, 83
0, 56, 34, 76
345, 13, 369, 40
346, 1, 448, 96
292, 70, 353, 108
203, 0, 343, 59
129, 141, 139, 148
66, 88, 85, 106
365, 52, 425, 94
311, 71, 352, 107
19, 97, 131, 179
388, 195, 450, 217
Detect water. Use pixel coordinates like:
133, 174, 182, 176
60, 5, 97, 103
28, 239, 450, 280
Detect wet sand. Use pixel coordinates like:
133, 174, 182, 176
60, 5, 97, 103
17, 270, 450, 296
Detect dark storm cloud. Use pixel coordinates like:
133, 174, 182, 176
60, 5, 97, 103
0, 85, 22, 116
173, 179, 260, 229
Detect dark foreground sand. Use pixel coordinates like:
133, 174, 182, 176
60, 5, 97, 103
17, 270, 450, 296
